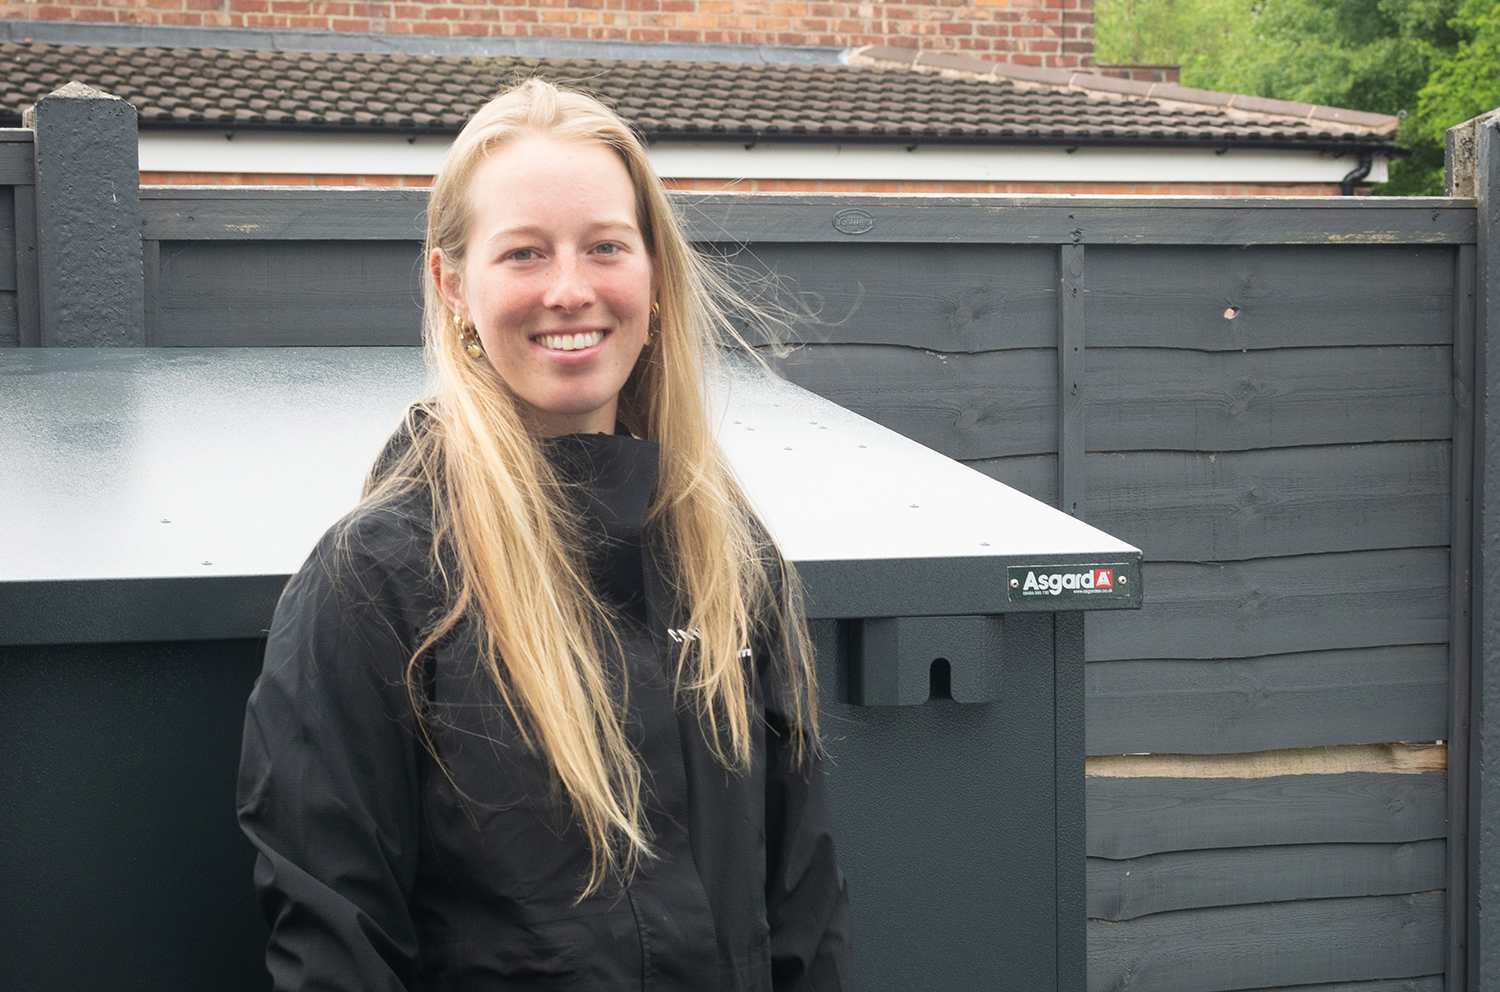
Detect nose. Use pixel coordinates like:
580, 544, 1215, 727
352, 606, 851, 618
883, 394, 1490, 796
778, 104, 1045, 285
542, 249, 594, 313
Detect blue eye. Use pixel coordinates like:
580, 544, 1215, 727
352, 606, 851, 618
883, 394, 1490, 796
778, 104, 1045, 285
595, 243, 618, 255
510, 248, 536, 261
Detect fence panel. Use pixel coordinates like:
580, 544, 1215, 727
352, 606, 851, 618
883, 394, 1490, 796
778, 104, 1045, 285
129, 189, 1475, 992
0, 183, 16, 348
150, 240, 425, 346
0, 130, 36, 348
1083, 244, 1455, 349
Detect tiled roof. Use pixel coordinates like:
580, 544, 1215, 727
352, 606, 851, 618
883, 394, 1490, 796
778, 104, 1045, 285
852, 47, 1400, 135
0, 41, 1400, 151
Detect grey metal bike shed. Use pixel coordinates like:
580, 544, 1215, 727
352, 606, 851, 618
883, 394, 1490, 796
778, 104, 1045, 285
0, 347, 1141, 992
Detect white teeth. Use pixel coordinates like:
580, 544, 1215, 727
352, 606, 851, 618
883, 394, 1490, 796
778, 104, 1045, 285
538, 331, 604, 351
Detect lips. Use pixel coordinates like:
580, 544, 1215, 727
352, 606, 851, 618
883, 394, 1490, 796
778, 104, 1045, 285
535, 330, 605, 352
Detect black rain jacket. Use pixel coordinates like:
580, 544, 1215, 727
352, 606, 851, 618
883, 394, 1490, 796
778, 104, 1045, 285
236, 430, 851, 992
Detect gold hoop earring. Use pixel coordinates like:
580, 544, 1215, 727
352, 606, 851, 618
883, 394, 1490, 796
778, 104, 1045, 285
454, 314, 483, 360
646, 301, 660, 346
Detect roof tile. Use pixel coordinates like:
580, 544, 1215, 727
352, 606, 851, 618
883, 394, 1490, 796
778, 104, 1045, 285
1148, 83, 1235, 108
1075, 73, 1158, 98
913, 50, 994, 75
0, 41, 1397, 151
1228, 93, 1315, 118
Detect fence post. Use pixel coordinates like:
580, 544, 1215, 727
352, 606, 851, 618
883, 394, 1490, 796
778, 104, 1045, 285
1057, 244, 1085, 519
1448, 109, 1500, 197
23, 82, 143, 347
1469, 113, 1500, 990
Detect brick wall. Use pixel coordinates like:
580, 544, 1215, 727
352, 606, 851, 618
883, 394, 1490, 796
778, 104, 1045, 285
2, 0, 1095, 66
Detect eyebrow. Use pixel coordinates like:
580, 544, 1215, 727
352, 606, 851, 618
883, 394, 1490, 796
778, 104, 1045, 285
483, 219, 641, 247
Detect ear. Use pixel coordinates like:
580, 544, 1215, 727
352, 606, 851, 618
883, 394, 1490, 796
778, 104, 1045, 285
430, 248, 466, 322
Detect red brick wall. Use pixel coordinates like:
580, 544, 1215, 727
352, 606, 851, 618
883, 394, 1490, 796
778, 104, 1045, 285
5, 0, 1095, 66
140, 171, 1355, 195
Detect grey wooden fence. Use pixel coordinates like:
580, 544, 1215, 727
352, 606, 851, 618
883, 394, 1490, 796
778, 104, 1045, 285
129, 188, 1477, 992
689, 198, 1473, 992
0, 128, 35, 347
5, 90, 1500, 992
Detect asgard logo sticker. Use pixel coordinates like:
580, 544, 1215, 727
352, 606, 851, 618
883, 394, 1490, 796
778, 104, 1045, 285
1022, 568, 1112, 595
1007, 563, 1132, 602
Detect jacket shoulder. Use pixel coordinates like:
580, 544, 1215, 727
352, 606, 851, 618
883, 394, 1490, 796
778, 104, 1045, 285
270, 484, 444, 669
324, 485, 437, 589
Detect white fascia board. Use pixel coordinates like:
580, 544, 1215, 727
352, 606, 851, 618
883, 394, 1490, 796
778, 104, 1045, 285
138, 129, 1388, 184
646, 142, 1390, 184
139, 130, 453, 175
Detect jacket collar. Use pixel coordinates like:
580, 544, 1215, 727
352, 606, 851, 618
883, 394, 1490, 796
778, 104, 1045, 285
543, 432, 660, 628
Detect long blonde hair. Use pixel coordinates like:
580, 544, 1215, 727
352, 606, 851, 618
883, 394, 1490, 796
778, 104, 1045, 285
365, 78, 818, 895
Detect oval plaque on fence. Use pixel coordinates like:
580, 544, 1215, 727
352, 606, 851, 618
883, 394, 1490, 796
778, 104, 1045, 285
832, 208, 876, 236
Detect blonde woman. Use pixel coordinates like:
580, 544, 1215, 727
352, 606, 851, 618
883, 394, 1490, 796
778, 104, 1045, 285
236, 79, 850, 991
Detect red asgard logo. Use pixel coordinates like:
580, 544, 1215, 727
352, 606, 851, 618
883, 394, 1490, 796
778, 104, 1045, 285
1019, 567, 1115, 595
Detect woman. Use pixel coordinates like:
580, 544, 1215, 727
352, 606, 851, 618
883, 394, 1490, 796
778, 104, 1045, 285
236, 79, 851, 992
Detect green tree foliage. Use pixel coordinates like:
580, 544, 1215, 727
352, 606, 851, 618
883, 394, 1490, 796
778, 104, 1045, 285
1211, 0, 1457, 114
1411, 0, 1500, 144
1094, 0, 1257, 77
1094, 0, 1500, 193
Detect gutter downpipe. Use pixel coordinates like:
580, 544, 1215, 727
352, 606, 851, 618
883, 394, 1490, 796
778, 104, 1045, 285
1341, 151, 1374, 195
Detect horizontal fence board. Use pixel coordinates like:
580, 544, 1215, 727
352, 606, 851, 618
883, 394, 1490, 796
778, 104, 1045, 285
1087, 443, 1451, 561
1087, 893, 1446, 992
1087, 346, 1453, 452
137, 190, 1477, 246
1085, 645, 1450, 755
154, 240, 425, 346
1088, 841, 1446, 921
1088, 743, 1445, 779
725, 242, 1058, 352
965, 453, 1058, 506
140, 188, 429, 240
1087, 771, 1448, 859
1086, 245, 1455, 350
772, 344, 1056, 460
675, 194, 1476, 245
1235, 979, 1443, 992
1085, 549, 1450, 662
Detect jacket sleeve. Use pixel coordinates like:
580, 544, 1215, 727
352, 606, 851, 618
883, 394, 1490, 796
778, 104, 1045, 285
761, 564, 853, 992
236, 525, 427, 992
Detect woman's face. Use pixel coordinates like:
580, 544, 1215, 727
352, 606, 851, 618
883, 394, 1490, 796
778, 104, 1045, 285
434, 135, 655, 437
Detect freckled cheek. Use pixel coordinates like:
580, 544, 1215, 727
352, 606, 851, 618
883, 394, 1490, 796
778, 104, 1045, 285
473, 291, 542, 346
606, 289, 652, 326
602, 264, 653, 314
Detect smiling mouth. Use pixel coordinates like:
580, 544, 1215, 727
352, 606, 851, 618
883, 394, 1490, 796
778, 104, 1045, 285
536, 330, 605, 352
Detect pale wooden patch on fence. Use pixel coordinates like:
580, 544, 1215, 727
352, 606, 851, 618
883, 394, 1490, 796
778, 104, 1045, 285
1087, 743, 1448, 779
